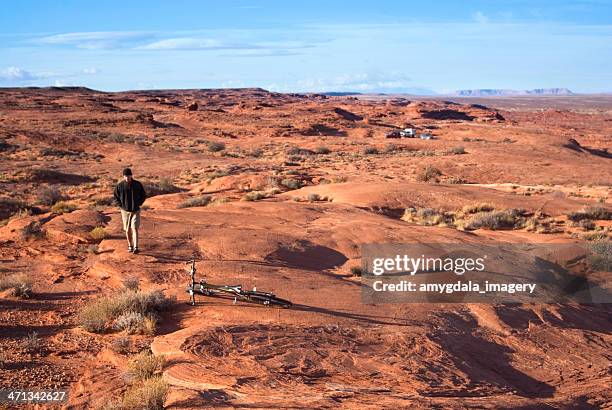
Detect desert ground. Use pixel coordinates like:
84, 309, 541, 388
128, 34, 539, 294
0, 87, 610, 409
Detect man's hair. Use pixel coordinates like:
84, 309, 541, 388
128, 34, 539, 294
122, 168, 133, 176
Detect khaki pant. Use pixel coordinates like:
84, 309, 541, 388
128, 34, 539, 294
120, 209, 141, 231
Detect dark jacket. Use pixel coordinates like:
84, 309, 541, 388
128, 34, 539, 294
114, 180, 147, 212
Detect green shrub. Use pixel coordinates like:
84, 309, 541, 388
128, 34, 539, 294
350, 266, 363, 277
451, 146, 466, 155
363, 146, 378, 155
315, 146, 331, 154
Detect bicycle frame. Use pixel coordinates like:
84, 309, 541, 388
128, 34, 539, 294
186, 259, 291, 308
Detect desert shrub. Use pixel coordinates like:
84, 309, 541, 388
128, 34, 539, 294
111, 337, 131, 354
242, 191, 267, 201
37, 186, 63, 206
249, 148, 264, 158
575, 219, 596, 231
567, 206, 612, 222
416, 165, 442, 182
78, 298, 113, 333
145, 178, 181, 196
78, 289, 173, 334
21, 221, 44, 240
315, 146, 331, 154
384, 143, 399, 153
123, 277, 140, 291
464, 209, 524, 230
350, 266, 363, 277
51, 201, 77, 214
280, 178, 303, 190
107, 133, 127, 143
24, 332, 41, 353
0, 273, 32, 298
447, 177, 468, 184
451, 146, 466, 155
403, 208, 454, 227
286, 146, 314, 156
583, 232, 608, 241
461, 203, 495, 214
178, 195, 211, 208
0, 352, 6, 369
588, 239, 612, 271
92, 196, 114, 207
121, 376, 168, 410
363, 146, 378, 155
128, 351, 165, 381
207, 141, 225, 152
307, 193, 321, 202
90, 226, 109, 242
113, 311, 146, 335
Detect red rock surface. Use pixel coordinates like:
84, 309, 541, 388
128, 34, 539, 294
0, 88, 610, 408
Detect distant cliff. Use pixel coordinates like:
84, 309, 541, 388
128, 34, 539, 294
455, 88, 574, 96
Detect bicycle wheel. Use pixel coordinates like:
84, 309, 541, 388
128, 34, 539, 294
246, 293, 292, 308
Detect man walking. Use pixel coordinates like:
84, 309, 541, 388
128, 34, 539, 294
113, 168, 147, 254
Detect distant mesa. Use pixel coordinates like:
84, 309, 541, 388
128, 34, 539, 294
322, 92, 364, 97
455, 88, 574, 97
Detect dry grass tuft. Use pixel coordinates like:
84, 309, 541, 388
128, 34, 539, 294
0, 273, 33, 298
78, 289, 173, 334
90, 226, 109, 242
51, 201, 77, 214
121, 376, 168, 410
127, 351, 165, 381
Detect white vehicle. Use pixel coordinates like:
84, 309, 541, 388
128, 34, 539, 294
400, 128, 416, 138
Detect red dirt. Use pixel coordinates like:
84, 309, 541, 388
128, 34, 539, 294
0, 88, 610, 409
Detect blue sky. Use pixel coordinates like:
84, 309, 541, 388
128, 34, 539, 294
0, 1, 611, 93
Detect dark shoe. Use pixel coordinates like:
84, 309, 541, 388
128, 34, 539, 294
132, 247, 140, 254
128, 246, 134, 253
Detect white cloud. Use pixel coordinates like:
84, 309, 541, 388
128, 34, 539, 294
473, 11, 489, 24
295, 72, 414, 92
82, 67, 98, 75
267, 72, 435, 94
0, 66, 40, 81
137, 38, 227, 50
53, 79, 73, 87
37, 31, 152, 49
